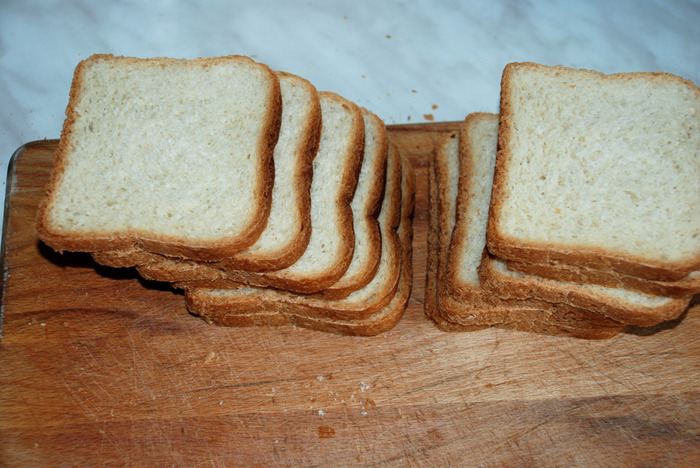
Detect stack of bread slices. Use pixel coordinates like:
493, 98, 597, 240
426, 62, 699, 338
36, 54, 414, 336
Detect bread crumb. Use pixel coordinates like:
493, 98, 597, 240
412, 89, 418, 94
386, 35, 391, 39
318, 425, 335, 438
432, 104, 438, 110
423, 114, 434, 121
204, 351, 215, 363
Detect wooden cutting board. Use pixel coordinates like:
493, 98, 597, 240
1, 123, 698, 466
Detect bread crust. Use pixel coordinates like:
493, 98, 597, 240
186, 206, 411, 336
36, 54, 281, 261
488, 62, 700, 282
425, 128, 625, 339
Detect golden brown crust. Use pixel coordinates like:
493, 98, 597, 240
487, 62, 700, 282
36, 54, 281, 261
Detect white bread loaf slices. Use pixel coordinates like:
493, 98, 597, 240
37, 54, 281, 261
210, 71, 321, 271
488, 62, 700, 282
92, 70, 322, 271
94, 91, 366, 294
424, 115, 624, 339
295, 107, 388, 300
180, 144, 404, 320
185, 149, 414, 335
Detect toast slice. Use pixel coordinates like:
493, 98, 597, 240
184, 149, 414, 335
488, 62, 700, 281
425, 114, 625, 339
37, 54, 281, 261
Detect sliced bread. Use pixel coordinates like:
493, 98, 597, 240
37, 54, 281, 261
488, 62, 700, 281
210, 71, 321, 271
97, 91, 366, 294
425, 115, 624, 338
304, 107, 388, 299
184, 149, 414, 334
506, 260, 700, 299
182, 145, 407, 321
479, 256, 692, 327
91, 71, 322, 272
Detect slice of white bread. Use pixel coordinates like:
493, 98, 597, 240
424, 116, 624, 338
479, 256, 691, 327
94, 91, 366, 294
506, 260, 700, 299
299, 108, 388, 299
425, 149, 622, 339
184, 150, 414, 335
91, 70, 321, 271
488, 62, 700, 281
208, 71, 321, 271
37, 54, 281, 261
169, 145, 400, 319
180, 145, 404, 321
248, 91, 364, 292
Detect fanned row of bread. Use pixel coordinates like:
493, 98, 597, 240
36, 54, 414, 336
427, 62, 699, 338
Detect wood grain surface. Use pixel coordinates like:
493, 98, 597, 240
1, 125, 699, 466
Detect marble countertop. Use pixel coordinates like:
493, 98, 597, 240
1, 0, 698, 251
